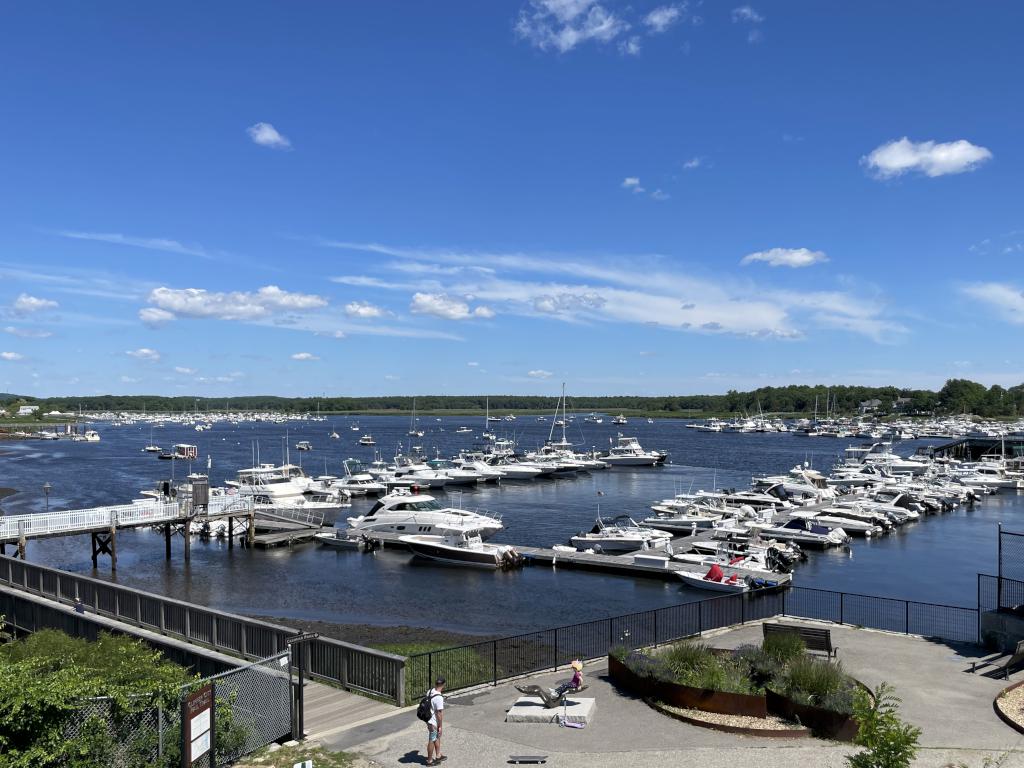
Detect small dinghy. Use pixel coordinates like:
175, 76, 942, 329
677, 563, 790, 593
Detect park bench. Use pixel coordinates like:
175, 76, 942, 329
971, 639, 1024, 679
762, 622, 837, 657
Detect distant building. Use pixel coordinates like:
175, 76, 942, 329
17, 405, 39, 416
893, 397, 913, 411
859, 398, 882, 414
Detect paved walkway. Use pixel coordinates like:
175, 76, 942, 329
322, 620, 1024, 767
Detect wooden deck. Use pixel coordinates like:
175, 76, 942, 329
303, 680, 400, 739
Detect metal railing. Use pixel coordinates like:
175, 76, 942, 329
0, 555, 406, 705
0, 501, 185, 543
406, 585, 979, 702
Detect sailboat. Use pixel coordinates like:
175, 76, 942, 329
482, 397, 496, 441
408, 397, 424, 437
143, 425, 161, 453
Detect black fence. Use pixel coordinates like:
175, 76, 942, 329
406, 586, 979, 702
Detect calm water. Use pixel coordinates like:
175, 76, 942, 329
0, 416, 1017, 636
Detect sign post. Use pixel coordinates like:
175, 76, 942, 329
287, 632, 320, 740
181, 682, 216, 768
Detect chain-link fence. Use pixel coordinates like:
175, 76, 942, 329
61, 650, 292, 767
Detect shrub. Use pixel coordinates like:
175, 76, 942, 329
762, 632, 807, 664
657, 642, 754, 695
661, 641, 717, 679
846, 683, 920, 768
777, 655, 848, 708
733, 644, 780, 690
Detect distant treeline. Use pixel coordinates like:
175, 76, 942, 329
2, 379, 1022, 418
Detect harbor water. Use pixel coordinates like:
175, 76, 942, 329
0, 416, 1018, 638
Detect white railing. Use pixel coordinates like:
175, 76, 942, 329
0, 500, 183, 542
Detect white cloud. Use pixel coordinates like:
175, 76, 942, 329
247, 122, 291, 150
384, 374, 400, 381
528, 369, 554, 379
621, 177, 643, 192
962, 283, 1024, 325
3, 326, 52, 338
145, 285, 326, 322
1, 351, 24, 361
731, 5, 763, 23
467, 361, 480, 367
683, 157, 702, 169
515, 0, 629, 53
410, 292, 494, 320
139, 307, 176, 327
741, 247, 829, 268
126, 347, 161, 362
291, 352, 320, 361
534, 291, 606, 314
650, 189, 670, 201
618, 36, 641, 55
862, 137, 993, 179
344, 301, 385, 318
644, 4, 684, 33
13, 294, 58, 313
174, 366, 196, 374
59, 231, 210, 259
119, 375, 140, 384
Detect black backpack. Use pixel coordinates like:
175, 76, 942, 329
416, 690, 437, 722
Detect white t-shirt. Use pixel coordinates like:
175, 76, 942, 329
427, 688, 444, 727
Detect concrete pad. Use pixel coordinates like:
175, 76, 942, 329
506, 696, 596, 724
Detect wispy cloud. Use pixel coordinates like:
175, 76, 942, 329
59, 231, 212, 259
527, 369, 554, 379
344, 301, 385, 318
247, 122, 291, 150
731, 5, 763, 23
174, 366, 196, 374
962, 282, 1024, 325
3, 326, 53, 339
13, 294, 58, 313
618, 36, 641, 56
644, 4, 685, 33
126, 347, 161, 362
291, 352, 320, 361
515, 0, 629, 53
622, 177, 644, 193
1, 351, 24, 361
741, 247, 828, 268
683, 156, 702, 169
862, 138, 993, 179
317, 241, 902, 343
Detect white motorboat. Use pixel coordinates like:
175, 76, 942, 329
601, 434, 663, 467
640, 505, 724, 534
295, 440, 313, 451
677, 565, 790, 593
455, 426, 474, 434
227, 463, 350, 513
761, 518, 850, 548
329, 431, 340, 440
358, 434, 376, 446
570, 515, 672, 553
789, 510, 881, 537
347, 490, 503, 539
399, 532, 523, 569
612, 415, 628, 425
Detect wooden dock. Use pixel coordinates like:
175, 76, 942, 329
315, 529, 787, 583
253, 526, 329, 549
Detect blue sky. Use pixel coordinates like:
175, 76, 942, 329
0, 1, 1021, 397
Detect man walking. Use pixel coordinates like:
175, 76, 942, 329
425, 676, 446, 766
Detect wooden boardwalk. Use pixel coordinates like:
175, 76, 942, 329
303, 680, 400, 740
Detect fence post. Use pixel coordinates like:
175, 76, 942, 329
782, 587, 787, 617
905, 601, 909, 634
698, 602, 703, 636
977, 574, 982, 645
428, 653, 433, 694
396, 659, 406, 707
740, 595, 746, 625
653, 609, 658, 647
493, 641, 497, 686
839, 592, 844, 625
553, 628, 558, 670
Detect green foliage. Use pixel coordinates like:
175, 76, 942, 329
656, 641, 755, 695
776, 655, 850, 710
0, 630, 193, 767
846, 683, 921, 768
762, 631, 807, 664
6, 377, 1023, 417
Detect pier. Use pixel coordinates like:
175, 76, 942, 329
929, 436, 1024, 461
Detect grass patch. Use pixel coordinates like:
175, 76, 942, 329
372, 640, 494, 705
240, 743, 359, 767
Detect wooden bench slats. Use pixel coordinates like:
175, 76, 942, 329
763, 622, 837, 657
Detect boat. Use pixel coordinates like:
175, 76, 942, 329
640, 504, 725, 534
761, 518, 850, 548
329, 431, 340, 439
601, 434, 663, 467
570, 514, 672, 553
407, 398, 425, 437
399, 532, 523, 569
334, 460, 387, 496
347, 490, 503, 539
455, 426, 473, 434
358, 434, 376, 446
612, 415, 628, 425
227, 463, 350, 513
350, 424, 361, 431
677, 564, 790, 593
295, 440, 313, 451
142, 426, 161, 453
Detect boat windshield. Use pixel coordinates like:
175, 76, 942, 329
400, 499, 445, 511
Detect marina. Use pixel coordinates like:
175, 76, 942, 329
1, 413, 1021, 637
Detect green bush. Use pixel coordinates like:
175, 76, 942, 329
777, 655, 849, 709
654, 641, 754, 695
846, 683, 920, 768
762, 632, 807, 664
732, 644, 780, 690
